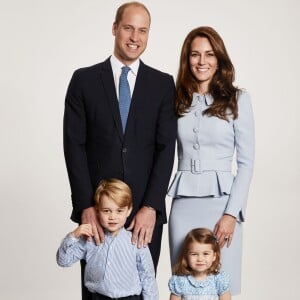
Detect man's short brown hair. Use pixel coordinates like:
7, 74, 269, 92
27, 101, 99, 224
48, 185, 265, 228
114, 1, 151, 25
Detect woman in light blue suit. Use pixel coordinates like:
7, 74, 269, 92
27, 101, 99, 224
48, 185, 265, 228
168, 26, 254, 296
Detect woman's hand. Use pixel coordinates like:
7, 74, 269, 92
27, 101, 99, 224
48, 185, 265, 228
214, 214, 236, 248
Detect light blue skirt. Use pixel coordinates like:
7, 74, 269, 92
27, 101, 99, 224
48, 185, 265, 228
168, 196, 242, 295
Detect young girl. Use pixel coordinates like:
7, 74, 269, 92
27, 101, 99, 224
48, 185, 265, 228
169, 228, 231, 300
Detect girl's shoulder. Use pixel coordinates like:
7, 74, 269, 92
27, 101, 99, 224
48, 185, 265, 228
211, 271, 230, 295
169, 274, 189, 286
168, 275, 190, 295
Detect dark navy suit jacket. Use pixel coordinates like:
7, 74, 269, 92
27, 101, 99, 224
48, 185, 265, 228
63, 58, 177, 226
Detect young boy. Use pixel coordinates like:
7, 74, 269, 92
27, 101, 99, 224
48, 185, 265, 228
57, 178, 158, 300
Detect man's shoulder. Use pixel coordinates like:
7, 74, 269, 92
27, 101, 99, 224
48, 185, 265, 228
72, 58, 111, 78
140, 61, 173, 80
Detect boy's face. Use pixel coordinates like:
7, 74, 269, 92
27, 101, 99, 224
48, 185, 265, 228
97, 195, 132, 236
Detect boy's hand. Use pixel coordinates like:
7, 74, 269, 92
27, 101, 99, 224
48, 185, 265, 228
81, 207, 104, 245
72, 224, 93, 239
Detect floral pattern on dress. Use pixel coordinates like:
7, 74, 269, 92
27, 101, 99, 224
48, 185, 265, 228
168, 272, 230, 300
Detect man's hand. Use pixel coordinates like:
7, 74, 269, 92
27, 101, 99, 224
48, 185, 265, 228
127, 206, 156, 248
214, 214, 236, 248
81, 207, 104, 245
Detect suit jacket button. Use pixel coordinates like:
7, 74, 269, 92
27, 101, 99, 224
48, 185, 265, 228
122, 147, 127, 153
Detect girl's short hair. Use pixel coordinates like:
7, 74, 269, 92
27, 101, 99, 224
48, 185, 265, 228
173, 228, 221, 276
94, 178, 132, 210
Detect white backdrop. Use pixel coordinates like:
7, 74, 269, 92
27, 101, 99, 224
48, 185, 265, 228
1, 0, 299, 299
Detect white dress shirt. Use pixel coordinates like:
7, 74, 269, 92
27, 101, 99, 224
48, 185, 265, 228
110, 54, 139, 99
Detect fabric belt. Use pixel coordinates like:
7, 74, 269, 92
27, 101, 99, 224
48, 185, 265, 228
178, 159, 232, 174
92, 294, 140, 300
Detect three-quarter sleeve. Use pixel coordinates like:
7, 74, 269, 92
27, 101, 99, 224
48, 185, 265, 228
225, 91, 255, 220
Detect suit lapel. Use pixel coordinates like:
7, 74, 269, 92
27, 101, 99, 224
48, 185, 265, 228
99, 58, 124, 141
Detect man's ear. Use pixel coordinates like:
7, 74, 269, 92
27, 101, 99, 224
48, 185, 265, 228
112, 22, 117, 36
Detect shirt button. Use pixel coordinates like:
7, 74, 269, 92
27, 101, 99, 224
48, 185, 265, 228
193, 127, 199, 133
193, 144, 200, 150
122, 147, 127, 153
194, 110, 201, 117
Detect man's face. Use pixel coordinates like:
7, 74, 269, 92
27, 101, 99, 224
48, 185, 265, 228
112, 6, 150, 65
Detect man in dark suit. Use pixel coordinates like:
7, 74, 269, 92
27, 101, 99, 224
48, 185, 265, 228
63, 2, 176, 299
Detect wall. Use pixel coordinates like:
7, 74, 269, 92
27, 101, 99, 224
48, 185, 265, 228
1, 0, 299, 299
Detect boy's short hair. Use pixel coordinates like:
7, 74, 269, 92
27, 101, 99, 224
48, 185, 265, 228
94, 178, 132, 209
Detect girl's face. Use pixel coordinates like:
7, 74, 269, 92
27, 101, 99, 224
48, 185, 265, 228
186, 242, 216, 279
189, 36, 218, 93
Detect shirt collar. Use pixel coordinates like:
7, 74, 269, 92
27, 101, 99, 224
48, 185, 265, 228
110, 54, 139, 76
187, 275, 211, 288
104, 227, 126, 240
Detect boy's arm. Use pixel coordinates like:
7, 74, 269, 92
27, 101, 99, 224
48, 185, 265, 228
56, 225, 93, 267
136, 247, 159, 300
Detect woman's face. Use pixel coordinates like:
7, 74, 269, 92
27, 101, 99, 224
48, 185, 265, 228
189, 36, 218, 93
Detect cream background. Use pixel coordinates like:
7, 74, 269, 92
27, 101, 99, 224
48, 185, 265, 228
1, 0, 299, 299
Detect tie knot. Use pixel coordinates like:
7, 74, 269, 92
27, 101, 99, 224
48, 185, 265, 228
121, 66, 130, 76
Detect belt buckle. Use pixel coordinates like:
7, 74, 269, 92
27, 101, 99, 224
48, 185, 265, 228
191, 159, 202, 174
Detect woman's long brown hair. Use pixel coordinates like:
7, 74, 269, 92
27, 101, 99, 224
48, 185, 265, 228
176, 26, 239, 120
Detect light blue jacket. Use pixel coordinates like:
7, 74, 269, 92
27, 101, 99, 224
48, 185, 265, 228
168, 91, 254, 221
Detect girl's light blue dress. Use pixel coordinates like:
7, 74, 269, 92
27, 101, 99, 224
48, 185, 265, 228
168, 272, 230, 300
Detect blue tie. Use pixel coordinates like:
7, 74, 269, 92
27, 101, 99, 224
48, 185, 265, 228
119, 66, 131, 133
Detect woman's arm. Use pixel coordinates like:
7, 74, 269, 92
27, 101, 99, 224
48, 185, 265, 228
215, 91, 255, 247
225, 91, 255, 220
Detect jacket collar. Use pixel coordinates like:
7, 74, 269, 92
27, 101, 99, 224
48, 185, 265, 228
192, 92, 214, 106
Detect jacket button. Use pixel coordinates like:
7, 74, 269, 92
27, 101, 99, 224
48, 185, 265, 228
193, 127, 199, 133
122, 147, 127, 153
193, 144, 200, 150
